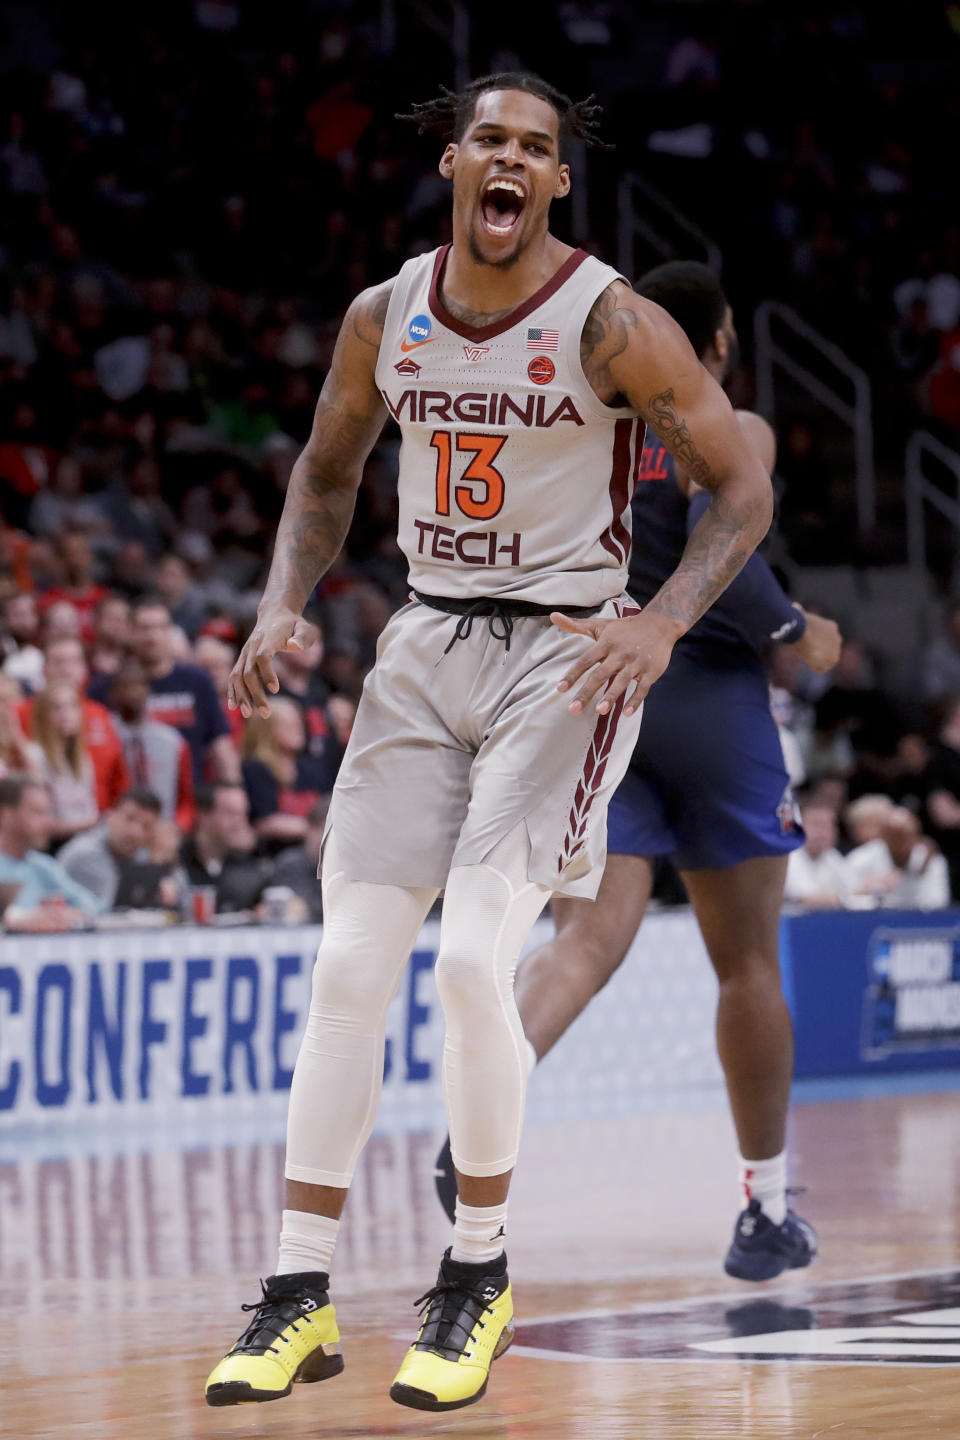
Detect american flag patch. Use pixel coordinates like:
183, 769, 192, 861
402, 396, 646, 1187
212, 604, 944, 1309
526, 327, 559, 351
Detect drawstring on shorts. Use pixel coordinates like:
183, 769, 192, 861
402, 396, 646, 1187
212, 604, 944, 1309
411, 589, 603, 667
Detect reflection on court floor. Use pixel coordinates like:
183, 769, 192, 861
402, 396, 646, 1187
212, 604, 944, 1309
2, 1086, 959, 1437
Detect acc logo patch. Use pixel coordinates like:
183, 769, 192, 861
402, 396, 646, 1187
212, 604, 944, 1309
527, 355, 555, 385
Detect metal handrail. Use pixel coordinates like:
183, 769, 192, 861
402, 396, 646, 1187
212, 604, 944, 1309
617, 174, 723, 279
754, 300, 875, 534
905, 430, 960, 569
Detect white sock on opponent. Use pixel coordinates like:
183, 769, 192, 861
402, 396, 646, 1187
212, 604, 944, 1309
738, 1151, 787, 1227
451, 1200, 508, 1266
276, 1209, 340, 1276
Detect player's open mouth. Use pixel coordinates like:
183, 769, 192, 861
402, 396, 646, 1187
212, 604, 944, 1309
480, 176, 527, 236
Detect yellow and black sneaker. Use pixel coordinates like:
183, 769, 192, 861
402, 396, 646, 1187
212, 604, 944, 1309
205, 1271, 343, 1406
390, 1248, 514, 1412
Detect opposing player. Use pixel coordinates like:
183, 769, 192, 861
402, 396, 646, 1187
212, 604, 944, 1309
434, 260, 841, 1280
205, 77, 772, 1414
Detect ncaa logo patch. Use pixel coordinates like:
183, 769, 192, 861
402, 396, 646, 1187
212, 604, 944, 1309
527, 355, 555, 385
401, 315, 434, 352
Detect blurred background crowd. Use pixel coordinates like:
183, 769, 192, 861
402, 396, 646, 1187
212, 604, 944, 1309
1, 1, 960, 927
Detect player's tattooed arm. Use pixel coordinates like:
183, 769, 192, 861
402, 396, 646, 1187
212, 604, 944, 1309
556, 291, 772, 716
580, 282, 637, 405
228, 280, 392, 718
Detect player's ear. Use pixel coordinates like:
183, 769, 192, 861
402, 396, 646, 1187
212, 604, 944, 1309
554, 163, 571, 199
712, 328, 728, 366
439, 143, 458, 180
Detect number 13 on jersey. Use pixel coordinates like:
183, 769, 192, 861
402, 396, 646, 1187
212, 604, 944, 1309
430, 431, 507, 521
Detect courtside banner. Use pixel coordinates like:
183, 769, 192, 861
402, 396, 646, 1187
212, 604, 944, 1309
0, 925, 444, 1127
780, 908, 960, 1076
0, 912, 725, 1128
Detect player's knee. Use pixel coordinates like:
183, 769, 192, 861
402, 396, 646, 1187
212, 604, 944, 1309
308, 936, 383, 1018
434, 936, 503, 1014
551, 916, 630, 994
711, 943, 783, 990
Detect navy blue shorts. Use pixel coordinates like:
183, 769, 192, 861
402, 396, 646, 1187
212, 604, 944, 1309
606, 646, 804, 872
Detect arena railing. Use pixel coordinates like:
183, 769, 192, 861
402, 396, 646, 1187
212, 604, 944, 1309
754, 300, 876, 538
616, 172, 723, 280
905, 429, 960, 571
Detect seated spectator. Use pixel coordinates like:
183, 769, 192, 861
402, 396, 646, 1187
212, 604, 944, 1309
97, 451, 178, 557
919, 599, 960, 702
18, 637, 131, 810
915, 695, 960, 899
784, 801, 849, 908
272, 636, 347, 779
27, 454, 107, 540
195, 633, 244, 750
91, 599, 239, 785
108, 660, 194, 830
88, 594, 132, 680
41, 598, 83, 645
271, 794, 329, 922
845, 805, 950, 909
0, 774, 104, 930
242, 698, 335, 846
1, 591, 45, 691
154, 553, 208, 639
36, 534, 108, 643
58, 788, 180, 910
32, 679, 100, 843
0, 675, 44, 780
180, 782, 272, 914
844, 793, 897, 848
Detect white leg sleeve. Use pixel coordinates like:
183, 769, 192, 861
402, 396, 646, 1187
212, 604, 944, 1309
435, 826, 550, 1178
285, 834, 438, 1188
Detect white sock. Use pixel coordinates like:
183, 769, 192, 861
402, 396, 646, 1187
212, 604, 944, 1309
450, 1200, 507, 1265
738, 1151, 787, 1226
276, 1209, 340, 1276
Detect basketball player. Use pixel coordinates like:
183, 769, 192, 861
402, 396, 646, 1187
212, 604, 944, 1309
433, 261, 842, 1280
205, 76, 773, 1414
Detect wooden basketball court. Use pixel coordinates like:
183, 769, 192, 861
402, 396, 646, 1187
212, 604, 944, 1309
2, 1084, 958, 1438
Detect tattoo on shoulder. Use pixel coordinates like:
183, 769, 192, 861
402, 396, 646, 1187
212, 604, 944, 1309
351, 282, 394, 349
645, 388, 713, 486
580, 285, 638, 404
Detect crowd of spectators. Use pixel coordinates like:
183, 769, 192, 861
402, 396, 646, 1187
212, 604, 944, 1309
0, 589, 339, 929
0, 5, 959, 925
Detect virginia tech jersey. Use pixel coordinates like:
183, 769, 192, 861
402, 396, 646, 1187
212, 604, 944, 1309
375, 245, 644, 606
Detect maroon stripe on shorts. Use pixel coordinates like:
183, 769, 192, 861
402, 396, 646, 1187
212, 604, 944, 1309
559, 692, 628, 871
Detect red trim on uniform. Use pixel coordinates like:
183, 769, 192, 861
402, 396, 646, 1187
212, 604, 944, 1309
428, 245, 590, 342
559, 694, 627, 871
633, 423, 650, 485
599, 418, 635, 564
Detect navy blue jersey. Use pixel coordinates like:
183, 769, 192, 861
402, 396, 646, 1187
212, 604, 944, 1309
615, 428, 805, 869
628, 433, 801, 661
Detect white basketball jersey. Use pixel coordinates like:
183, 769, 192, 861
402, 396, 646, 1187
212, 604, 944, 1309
374, 246, 644, 606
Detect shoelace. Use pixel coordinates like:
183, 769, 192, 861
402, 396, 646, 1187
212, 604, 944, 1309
234, 1280, 312, 1354
413, 1276, 496, 1360
441, 601, 515, 658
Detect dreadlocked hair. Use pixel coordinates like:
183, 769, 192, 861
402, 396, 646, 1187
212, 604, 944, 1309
396, 72, 611, 160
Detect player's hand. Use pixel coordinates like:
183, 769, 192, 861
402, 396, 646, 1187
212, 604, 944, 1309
551, 610, 681, 717
793, 608, 842, 673
228, 609, 318, 719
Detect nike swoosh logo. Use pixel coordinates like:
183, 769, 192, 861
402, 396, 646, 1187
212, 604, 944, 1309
400, 337, 435, 351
